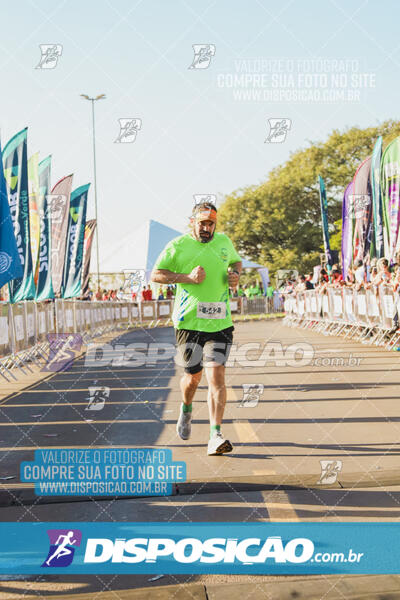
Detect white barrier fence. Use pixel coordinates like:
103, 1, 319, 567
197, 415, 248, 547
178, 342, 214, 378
0, 299, 177, 381
226, 295, 284, 315
283, 285, 400, 349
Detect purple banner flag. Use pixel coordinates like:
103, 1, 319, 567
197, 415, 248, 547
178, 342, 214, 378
50, 174, 73, 296
352, 156, 373, 263
342, 181, 353, 280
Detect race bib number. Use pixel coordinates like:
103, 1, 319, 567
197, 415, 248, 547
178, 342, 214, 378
197, 302, 226, 319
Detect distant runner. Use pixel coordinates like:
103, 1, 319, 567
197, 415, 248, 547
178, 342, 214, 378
151, 201, 242, 455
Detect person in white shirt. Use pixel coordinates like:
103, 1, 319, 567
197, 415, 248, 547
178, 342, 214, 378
354, 260, 365, 286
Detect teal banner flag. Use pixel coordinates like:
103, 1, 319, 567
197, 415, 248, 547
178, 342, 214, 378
0, 142, 23, 288
62, 184, 90, 298
318, 175, 333, 274
35, 156, 54, 300
3, 128, 35, 301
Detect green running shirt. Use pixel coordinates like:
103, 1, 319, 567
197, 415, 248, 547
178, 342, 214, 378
154, 232, 241, 332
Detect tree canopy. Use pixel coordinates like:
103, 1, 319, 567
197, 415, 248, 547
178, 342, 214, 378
218, 120, 400, 276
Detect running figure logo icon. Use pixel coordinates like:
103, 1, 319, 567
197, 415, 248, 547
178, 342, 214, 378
85, 386, 110, 411
318, 460, 342, 484
193, 194, 217, 208
265, 118, 291, 143
36, 44, 63, 69
189, 44, 216, 69
42, 529, 82, 567
348, 194, 371, 219
239, 384, 264, 407
45, 195, 67, 222
114, 119, 142, 143
43, 334, 83, 372
122, 269, 145, 294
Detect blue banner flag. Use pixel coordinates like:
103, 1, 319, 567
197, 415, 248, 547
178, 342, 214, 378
35, 156, 54, 300
62, 184, 90, 298
0, 143, 23, 288
0, 522, 399, 574
3, 128, 35, 301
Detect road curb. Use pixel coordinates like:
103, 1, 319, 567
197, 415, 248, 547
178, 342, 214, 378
1, 469, 399, 507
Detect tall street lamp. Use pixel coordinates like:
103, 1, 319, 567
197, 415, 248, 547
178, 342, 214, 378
80, 93, 106, 293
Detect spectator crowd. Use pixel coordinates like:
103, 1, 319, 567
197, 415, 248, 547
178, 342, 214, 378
89, 285, 177, 302
281, 252, 400, 297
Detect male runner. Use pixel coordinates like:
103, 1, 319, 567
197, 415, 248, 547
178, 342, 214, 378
151, 202, 242, 455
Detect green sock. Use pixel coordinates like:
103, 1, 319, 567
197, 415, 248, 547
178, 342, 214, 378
210, 424, 221, 438
182, 402, 192, 413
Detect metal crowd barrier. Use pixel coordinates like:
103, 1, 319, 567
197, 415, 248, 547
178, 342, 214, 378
0, 298, 176, 381
283, 286, 400, 349
239, 294, 284, 315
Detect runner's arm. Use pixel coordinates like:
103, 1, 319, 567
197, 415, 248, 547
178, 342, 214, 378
229, 260, 242, 276
228, 261, 242, 288
151, 269, 194, 284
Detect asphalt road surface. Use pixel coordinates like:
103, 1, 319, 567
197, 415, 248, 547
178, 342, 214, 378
1, 318, 400, 598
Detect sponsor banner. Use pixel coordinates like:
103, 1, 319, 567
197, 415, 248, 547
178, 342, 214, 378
3, 128, 35, 301
62, 184, 90, 298
0, 522, 397, 574
318, 175, 333, 274
341, 181, 353, 280
36, 156, 54, 300
81, 219, 96, 298
28, 152, 40, 277
371, 136, 384, 258
381, 136, 400, 263
50, 174, 73, 296
352, 155, 373, 262
0, 143, 23, 288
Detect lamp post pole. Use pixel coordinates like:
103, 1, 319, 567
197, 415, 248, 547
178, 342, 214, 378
80, 93, 106, 294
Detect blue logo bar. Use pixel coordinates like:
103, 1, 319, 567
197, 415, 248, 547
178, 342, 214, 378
0, 522, 397, 574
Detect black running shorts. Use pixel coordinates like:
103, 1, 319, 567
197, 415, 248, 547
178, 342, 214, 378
175, 326, 234, 374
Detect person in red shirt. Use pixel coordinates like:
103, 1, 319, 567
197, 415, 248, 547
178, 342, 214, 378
332, 269, 343, 286
320, 268, 329, 282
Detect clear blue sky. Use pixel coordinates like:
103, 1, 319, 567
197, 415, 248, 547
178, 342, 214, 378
0, 0, 398, 271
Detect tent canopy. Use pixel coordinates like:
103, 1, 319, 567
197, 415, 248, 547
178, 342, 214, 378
144, 220, 267, 279
242, 258, 265, 269
145, 220, 182, 272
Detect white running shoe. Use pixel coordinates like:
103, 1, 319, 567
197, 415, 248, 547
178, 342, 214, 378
207, 431, 233, 456
176, 410, 192, 440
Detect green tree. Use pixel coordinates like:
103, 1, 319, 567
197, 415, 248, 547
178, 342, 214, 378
218, 120, 400, 276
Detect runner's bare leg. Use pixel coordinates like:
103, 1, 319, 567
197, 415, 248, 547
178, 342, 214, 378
180, 371, 202, 406
205, 364, 226, 425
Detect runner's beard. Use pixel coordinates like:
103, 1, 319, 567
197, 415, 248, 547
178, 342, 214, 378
199, 231, 213, 243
